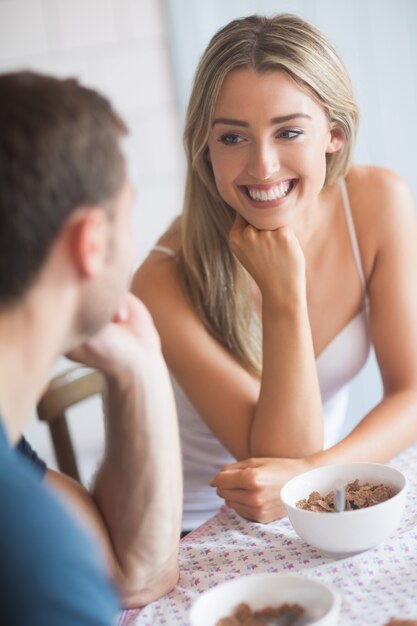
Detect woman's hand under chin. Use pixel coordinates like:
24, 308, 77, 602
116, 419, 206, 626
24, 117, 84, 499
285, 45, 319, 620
228, 213, 306, 308
210, 456, 313, 524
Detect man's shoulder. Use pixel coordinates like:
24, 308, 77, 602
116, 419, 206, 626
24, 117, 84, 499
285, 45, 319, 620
0, 448, 118, 625
0, 441, 64, 527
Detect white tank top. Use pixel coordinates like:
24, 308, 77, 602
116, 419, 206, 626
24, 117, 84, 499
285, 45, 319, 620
154, 179, 371, 529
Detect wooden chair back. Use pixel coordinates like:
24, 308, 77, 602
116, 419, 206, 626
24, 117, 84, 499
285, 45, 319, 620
36, 366, 104, 481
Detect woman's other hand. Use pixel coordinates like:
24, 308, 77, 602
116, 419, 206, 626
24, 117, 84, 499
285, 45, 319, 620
211, 456, 312, 523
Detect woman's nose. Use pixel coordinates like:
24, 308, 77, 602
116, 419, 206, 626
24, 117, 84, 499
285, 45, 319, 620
247, 142, 280, 180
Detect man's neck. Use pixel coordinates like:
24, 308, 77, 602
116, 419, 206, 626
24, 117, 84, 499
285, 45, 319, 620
0, 293, 74, 444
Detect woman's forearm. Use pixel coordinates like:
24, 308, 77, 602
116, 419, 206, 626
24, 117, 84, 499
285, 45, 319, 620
309, 389, 417, 467
250, 298, 323, 457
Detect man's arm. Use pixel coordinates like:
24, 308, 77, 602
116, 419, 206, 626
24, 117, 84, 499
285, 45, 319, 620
46, 294, 183, 608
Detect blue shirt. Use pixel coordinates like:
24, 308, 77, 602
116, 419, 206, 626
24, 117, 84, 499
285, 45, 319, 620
0, 419, 119, 625
15, 434, 47, 476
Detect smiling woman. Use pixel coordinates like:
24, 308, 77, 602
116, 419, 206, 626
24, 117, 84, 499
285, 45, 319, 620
207, 69, 343, 231
132, 13, 417, 533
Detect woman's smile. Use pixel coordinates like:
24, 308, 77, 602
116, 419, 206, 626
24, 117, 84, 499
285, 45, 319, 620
239, 179, 298, 209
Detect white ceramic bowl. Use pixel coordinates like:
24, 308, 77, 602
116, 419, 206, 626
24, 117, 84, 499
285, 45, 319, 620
280, 462, 406, 558
189, 573, 341, 626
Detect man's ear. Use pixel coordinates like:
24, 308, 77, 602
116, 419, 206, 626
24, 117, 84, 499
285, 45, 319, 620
326, 126, 344, 154
68, 208, 109, 278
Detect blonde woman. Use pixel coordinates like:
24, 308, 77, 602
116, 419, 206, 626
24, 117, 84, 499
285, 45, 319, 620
133, 14, 417, 532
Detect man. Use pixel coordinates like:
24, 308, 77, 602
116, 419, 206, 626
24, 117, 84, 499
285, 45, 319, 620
0, 71, 182, 624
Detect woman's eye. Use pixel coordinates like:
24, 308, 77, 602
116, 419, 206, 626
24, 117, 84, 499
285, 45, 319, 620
219, 133, 243, 145
278, 129, 303, 139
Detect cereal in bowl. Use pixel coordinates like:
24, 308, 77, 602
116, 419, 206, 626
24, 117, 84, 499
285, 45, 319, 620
296, 479, 394, 512
216, 601, 304, 625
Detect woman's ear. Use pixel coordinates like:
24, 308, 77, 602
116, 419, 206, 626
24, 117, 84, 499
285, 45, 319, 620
68, 208, 109, 278
326, 126, 344, 154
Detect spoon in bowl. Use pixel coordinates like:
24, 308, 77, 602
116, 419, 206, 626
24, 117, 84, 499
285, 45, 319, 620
334, 480, 346, 513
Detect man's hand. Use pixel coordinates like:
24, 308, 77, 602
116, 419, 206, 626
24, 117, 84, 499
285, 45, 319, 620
67, 293, 160, 379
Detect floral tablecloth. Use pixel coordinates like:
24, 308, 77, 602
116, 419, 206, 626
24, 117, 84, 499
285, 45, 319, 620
119, 445, 417, 625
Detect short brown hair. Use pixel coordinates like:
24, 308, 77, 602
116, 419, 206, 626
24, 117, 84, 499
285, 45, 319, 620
0, 71, 127, 306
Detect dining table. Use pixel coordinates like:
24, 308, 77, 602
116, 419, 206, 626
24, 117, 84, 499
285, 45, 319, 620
119, 443, 417, 626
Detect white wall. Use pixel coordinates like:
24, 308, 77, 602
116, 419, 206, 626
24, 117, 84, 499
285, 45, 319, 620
0, 0, 185, 481
163, 0, 417, 436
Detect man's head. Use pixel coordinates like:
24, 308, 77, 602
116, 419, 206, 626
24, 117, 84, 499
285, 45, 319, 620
0, 71, 131, 312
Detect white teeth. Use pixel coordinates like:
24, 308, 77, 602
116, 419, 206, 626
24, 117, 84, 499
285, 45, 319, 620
247, 181, 292, 201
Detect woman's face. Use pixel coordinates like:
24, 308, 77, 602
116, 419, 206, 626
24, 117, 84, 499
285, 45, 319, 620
207, 68, 342, 231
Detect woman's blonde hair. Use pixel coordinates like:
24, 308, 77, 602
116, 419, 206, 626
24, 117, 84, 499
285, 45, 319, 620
177, 14, 360, 375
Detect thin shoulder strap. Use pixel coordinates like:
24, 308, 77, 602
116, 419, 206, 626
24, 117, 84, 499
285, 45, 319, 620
152, 244, 177, 258
338, 178, 367, 295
